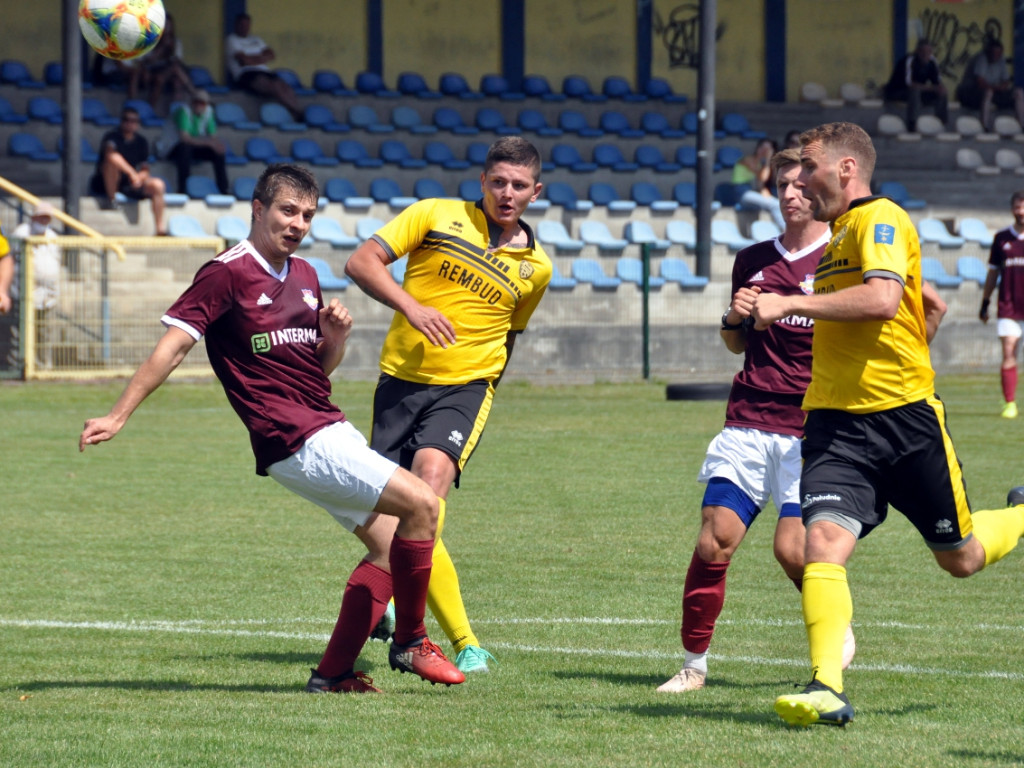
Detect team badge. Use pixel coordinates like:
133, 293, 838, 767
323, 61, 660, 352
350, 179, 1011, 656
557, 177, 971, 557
800, 274, 815, 295
519, 261, 534, 279
874, 223, 895, 244
301, 288, 319, 310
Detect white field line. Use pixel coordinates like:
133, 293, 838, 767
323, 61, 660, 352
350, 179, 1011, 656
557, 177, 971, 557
1, 617, 1021, 680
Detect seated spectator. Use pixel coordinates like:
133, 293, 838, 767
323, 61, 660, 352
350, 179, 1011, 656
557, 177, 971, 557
89, 106, 167, 236
733, 138, 785, 232
783, 129, 802, 149
165, 90, 228, 195
12, 203, 62, 369
139, 14, 193, 113
224, 13, 303, 121
957, 39, 1024, 131
883, 38, 948, 132
90, 54, 140, 96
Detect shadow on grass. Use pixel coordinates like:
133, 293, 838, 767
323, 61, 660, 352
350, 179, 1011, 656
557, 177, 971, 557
13, 679, 294, 694
553, 669, 795, 692
948, 749, 1024, 765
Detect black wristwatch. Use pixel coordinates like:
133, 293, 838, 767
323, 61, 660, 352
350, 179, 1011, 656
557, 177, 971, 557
721, 309, 744, 331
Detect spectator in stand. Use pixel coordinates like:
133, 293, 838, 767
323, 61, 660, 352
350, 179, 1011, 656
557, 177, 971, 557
979, 190, 1024, 419
956, 39, 1024, 131
733, 138, 786, 232
224, 13, 304, 121
139, 14, 193, 113
12, 203, 62, 369
883, 39, 948, 132
166, 90, 229, 195
89, 106, 168, 236
783, 129, 802, 149
0, 227, 11, 315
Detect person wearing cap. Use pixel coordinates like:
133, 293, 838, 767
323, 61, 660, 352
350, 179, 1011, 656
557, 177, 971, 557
167, 90, 229, 196
12, 203, 62, 368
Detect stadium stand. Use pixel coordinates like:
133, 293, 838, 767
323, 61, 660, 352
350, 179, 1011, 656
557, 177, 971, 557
616, 257, 666, 288
920, 257, 963, 287
660, 257, 709, 288
957, 256, 989, 286
571, 258, 621, 289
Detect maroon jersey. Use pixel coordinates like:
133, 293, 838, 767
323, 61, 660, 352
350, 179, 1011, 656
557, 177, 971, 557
989, 226, 1024, 321
162, 241, 345, 475
724, 233, 828, 436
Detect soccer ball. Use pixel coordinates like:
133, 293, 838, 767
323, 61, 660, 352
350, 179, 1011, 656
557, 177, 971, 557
78, 0, 166, 61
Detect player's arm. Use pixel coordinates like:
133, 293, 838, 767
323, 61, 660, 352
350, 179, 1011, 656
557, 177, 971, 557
752, 275, 903, 330
79, 326, 196, 451
0, 249, 13, 314
316, 298, 352, 376
344, 239, 456, 348
920, 279, 947, 343
979, 266, 1000, 323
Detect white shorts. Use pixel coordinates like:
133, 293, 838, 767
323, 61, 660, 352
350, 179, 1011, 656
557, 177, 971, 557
697, 426, 802, 511
997, 317, 1024, 340
267, 421, 399, 532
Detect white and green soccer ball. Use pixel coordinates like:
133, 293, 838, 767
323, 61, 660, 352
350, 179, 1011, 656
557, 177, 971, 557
78, 0, 166, 61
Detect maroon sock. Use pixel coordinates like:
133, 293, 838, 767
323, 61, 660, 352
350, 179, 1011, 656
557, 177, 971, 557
681, 550, 730, 655
1002, 366, 1018, 403
316, 560, 392, 679
390, 535, 433, 646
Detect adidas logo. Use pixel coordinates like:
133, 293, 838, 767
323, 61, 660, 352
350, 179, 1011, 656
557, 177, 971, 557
750, 270, 765, 282
448, 429, 464, 447
257, 293, 273, 306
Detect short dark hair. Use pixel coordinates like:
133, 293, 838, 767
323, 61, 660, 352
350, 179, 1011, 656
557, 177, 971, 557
484, 137, 542, 180
252, 164, 319, 214
1011, 190, 1024, 207
800, 121, 877, 180
120, 106, 140, 120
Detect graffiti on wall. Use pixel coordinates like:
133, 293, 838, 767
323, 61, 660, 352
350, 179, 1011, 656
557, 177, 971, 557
916, 8, 1002, 80
653, 4, 725, 69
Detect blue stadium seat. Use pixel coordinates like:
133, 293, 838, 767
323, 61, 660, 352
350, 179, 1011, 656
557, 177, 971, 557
185, 175, 234, 207
640, 111, 686, 138
475, 107, 519, 134
562, 75, 606, 102
291, 138, 339, 166
43, 61, 63, 86
379, 139, 427, 168
356, 217, 386, 241
310, 218, 360, 249
660, 257, 709, 288
480, 74, 523, 100
617, 257, 666, 288
878, 180, 927, 210
544, 181, 593, 211
168, 214, 209, 238
324, 178, 373, 210
517, 109, 562, 136
303, 256, 351, 289
588, 182, 636, 212
579, 221, 628, 252
413, 178, 447, 199
391, 105, 436, 134
676, 145, 698, 168
599, 110, 644, 138
8, 132, 59, 161
244, 136, 290, 164
82, 97, 118, 126
355, 71, 400, 98
711, 219, 756, 251
720, 112, 767, 139
122, 99, 163, 127
232, 176, 257, 201
58, 135, 99, 164
634, 145, 681, 173
0, 60, 44, 89
920, 257, 963, 287
592, 143, 638, 172
523, 74, 565, 101
918, 218, 966, 248
624, 221, 671, 250
571, 258, 621, 289
187, 65, 229, 94
465, 141, 490, 165
630, 182, 679, 212
304, 104, 349, 133
439, 72, 482, 100
459, 179, 482, 201
389, 259, 408, 283
673, 181, 697, 208
397, 72, 441, 99
548, 263, 577, 290
666, 221, 697, 250
273, 68, 315, 96
644, 77, 688, 103
537, 220, 584, 252
0, 96, 28, 125
751, 220, 782, 241
713, 182, 750, 208
433, 107, 479, 135
336, 139, 384, 167
714, 145, 745, 170
370, 178, 417, 208
957, 217, 994, 247
216, 215, 249, 245
348, 104, 394, 133
215, 102, 260, 131
557, 110, 603, 138
27, 96, 62, 124
957, 256, 989, 285
312, 69, 356, 96
551, 144, 597, 173
603, 76, 646, 102
423, 141, 471, 170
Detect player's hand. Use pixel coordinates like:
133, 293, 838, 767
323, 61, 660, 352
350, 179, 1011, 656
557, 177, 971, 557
319, 298, 353, 343
729, 285, 761, 319
79, 415, 122, 452
406, 304, 457, 349
0, 291, 11, 314
979, 298, 990, 323
751, 291, 787, 330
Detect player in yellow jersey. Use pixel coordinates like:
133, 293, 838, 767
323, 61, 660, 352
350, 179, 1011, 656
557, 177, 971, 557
345, 137, 551, 673
752, 122, 1024, 728
0, 226, 12, 314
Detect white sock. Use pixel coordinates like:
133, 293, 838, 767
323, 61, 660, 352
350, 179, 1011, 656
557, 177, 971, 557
684, 650, 708, 675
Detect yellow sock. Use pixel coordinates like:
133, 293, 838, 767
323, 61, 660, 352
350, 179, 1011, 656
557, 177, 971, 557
802, 562, 852, 693
427, 536, 478, 653
971, 506, 1024, 567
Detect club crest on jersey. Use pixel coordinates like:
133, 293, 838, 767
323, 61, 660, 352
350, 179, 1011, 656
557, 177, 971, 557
301, 289, 319, 310
800, 274, 815, 294
519, 261, 535, 279
874, 223, 895, 245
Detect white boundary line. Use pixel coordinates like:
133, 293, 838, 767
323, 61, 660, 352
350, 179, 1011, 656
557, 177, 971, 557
1, 617, 1021, 681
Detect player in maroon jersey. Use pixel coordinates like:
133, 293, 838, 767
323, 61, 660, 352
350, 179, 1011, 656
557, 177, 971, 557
658, 148, 853, 693
979, 190, 1024, 419
79, 164, 464, 693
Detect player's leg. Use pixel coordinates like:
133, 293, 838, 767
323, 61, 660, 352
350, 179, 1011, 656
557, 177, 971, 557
998, 320, 1021, 418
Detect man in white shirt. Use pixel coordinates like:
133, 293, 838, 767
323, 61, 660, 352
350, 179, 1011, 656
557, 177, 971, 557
224, 13, 303, 121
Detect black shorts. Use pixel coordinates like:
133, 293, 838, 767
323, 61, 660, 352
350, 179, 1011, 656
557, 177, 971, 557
88, 173, 149, 201
237, 69, 280, 92
800, 397, 973, 550
369, 374, 493, 485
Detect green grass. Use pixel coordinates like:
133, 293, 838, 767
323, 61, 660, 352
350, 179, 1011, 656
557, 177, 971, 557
1, 375, 1022, 767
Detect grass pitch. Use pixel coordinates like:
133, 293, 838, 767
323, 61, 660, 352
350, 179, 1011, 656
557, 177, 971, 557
1, 375, 1022, 767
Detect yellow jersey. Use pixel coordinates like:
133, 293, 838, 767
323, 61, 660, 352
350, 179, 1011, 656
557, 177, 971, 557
371, 198, 552, 385
803, 196, 935, 413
